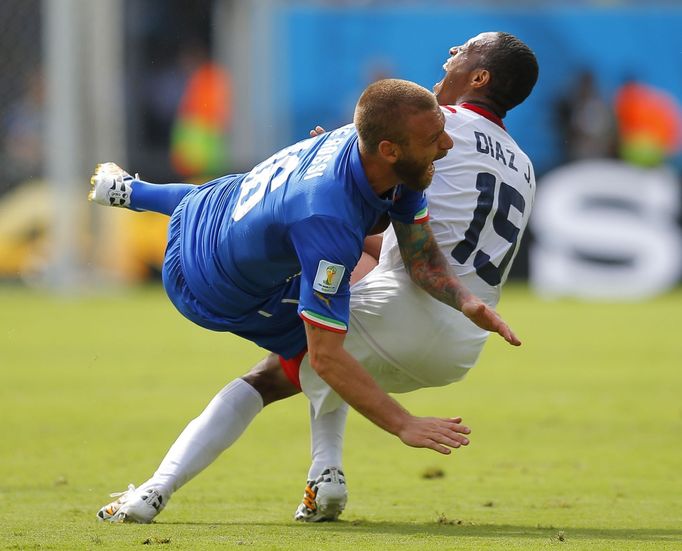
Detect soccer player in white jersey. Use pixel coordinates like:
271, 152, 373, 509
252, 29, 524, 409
293, 31, 538, 521
301, 31, 537, 414
96, 32, 537, 524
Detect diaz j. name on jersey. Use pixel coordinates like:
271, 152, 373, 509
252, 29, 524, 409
380, 104, 535, 294
177, 124, 428, 356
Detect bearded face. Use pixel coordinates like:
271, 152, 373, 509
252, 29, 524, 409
389, 106, 452, 191
393, 154, 435, 191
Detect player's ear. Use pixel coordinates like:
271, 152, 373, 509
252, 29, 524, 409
377, 140, 400, 164
471, 68, 490, 89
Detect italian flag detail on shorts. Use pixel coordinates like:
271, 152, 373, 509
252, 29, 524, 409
300, 310, 348, 333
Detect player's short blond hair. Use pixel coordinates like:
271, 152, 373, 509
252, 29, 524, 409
354, 79, 438, 153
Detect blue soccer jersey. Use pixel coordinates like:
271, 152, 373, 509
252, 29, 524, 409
163, 124, 428, 358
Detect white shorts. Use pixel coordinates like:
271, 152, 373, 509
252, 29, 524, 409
300, 267, 499, 417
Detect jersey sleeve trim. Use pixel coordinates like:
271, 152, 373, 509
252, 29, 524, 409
299, 310, 348, 333
413, 206, 429, 224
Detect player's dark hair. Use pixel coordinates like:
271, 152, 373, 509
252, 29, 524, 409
354, 79, 438, 153
478, 33, 539, 113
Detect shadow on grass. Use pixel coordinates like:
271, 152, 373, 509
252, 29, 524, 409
158, 520, 682, 543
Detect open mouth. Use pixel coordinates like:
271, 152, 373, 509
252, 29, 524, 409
434, 148, 448, 162
434, 59, 452, 92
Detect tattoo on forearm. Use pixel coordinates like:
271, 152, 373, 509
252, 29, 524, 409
394, 221, 470, 310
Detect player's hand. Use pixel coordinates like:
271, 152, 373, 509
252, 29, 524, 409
461, 297, 521, 346
309, 125, 326, 138
398, 416, 471, 455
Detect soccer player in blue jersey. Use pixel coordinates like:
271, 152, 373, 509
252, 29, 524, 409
92, 78, 520, 523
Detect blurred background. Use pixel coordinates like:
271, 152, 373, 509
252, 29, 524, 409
1, 0, 681, 300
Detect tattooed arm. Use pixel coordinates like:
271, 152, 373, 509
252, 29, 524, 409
393, 220, 521, 346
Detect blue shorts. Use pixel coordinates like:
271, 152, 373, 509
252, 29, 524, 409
161, 196, 307, 359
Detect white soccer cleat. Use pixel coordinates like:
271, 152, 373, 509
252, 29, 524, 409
294, 466, 347, 522
89, 162, 136, 208
96, 484, 166, 524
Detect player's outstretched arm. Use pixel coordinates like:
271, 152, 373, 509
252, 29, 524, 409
304, 322, 471, 454
397, 415, 471, 455
393, 220, 521, 346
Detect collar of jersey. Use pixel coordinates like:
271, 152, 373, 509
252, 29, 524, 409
458, 102, 506, 130
349, 138, 395, 210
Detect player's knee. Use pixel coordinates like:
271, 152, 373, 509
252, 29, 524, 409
242, 354, 300, 406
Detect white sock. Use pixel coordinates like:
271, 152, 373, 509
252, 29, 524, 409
140, 378, 263, 497
307, 402, 348, 481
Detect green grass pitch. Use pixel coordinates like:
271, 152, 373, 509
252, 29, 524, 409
1, 284, 680, 550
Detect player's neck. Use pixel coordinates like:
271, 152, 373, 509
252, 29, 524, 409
458, 102, 507, 130
457, 97, 506, 120
359, 151, 400, 196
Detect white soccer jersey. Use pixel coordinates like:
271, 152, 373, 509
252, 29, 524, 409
379, 104, 535, 295
300, 105, 536, 417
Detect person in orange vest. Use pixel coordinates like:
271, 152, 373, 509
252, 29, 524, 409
615, 79, 682, 167
170, 52, 232, 179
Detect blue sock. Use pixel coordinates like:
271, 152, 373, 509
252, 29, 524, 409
129, 181, 196, 216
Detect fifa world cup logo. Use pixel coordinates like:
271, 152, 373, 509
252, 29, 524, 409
325, 265, 337, 286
